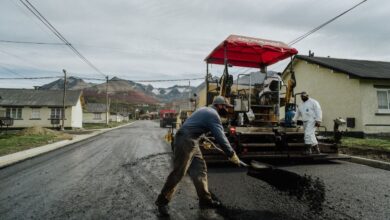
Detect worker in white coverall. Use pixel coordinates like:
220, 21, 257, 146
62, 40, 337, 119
293, 91, 322, 154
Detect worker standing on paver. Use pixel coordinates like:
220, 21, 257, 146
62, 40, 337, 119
294, 91, 322, 154
155, 96, 241, 217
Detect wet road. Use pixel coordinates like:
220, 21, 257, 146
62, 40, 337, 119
1, 120, 389, 219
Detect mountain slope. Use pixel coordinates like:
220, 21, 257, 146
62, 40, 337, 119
39, 77, 95, 90
40, 76, 197, 104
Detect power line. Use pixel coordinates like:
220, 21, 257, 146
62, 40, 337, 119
226, 0, 368, 74
0, 76, 62, 80
0, 65, 26, 78
19, 0, 106, 78
0, 49, 63, 77
0, 64, 60, 84
0, 39, 66, 45
78, 77, 204, 82
133, 78, 204, 83
0, 75, 204, 82
288, 0, 367, 46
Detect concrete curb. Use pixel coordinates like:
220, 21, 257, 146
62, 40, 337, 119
340, 154, 390, 171
0, 122, 135, 169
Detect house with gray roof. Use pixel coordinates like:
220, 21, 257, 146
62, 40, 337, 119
0, 88, 83, 128
83, 103, 108, 124
282, 55, 390, 136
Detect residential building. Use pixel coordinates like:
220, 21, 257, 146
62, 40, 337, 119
83, 103, 108, 124
110, 112, 129, 122
282, 55, 390, 135
0, 88, 83, 128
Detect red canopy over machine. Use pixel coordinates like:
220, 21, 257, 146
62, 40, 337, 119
205, 35, 298, 68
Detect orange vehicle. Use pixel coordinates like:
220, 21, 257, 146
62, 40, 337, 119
159, 109, 177, 128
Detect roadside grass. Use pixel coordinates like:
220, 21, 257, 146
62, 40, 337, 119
341, 137, 390, 152
83, 121, 132, 130
0, 133, 71, 156
0, 122, 132, 157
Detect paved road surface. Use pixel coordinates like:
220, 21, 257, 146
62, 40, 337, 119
0, 120, 389, 219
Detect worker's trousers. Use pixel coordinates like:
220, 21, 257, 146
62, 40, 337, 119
303, 120, 318, 146
155, 130, 212, 206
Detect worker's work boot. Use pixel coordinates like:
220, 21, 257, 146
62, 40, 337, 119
157, 204, 169, 217
312, 145, 320, 154
155, 196, 170, 217
303, 145, 312, 155
199, 199, 222, 209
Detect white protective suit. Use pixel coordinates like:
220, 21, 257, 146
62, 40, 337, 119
294, 98, 322, 146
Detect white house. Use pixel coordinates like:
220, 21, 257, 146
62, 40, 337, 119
282, 55, 390, 136
0, 88, 83, 128
110, 112, 130, 122
83, 103, 108, 124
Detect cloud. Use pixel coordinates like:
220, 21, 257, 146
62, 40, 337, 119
0, 0, 387, 88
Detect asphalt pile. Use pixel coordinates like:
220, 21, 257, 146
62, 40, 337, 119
247, 167, 325, 213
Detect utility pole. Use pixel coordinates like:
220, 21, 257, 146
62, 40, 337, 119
61, 69, 67, 130
206, 64, 209, 105
188, 80, 191, 109
106, 76, 109, 125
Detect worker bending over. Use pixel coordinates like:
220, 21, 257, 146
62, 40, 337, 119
294, 91, 322, 154
155, 96, 241, 216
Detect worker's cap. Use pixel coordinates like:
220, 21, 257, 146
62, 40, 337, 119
301, 91, 309, 97
212, 96, 233, 107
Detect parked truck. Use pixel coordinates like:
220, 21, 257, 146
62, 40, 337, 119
159, 109, 177, 128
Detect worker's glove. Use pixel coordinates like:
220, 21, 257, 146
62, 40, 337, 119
203, 141, 213, 150
315, 121, 321, 127
229, 153, 241, 166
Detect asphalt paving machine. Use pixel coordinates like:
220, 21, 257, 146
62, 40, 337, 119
199, 35, 346, 162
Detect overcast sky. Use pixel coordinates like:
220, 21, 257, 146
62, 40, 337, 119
0, 0, 387, 88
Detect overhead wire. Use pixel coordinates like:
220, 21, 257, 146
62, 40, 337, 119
0, 39, 66, 45
0, 49, 61, 75
0, 76, 204, 83
0, 76, 61, 80
288, 0, 367, 46
19, 0, 106, 78
0, 65, 26, 78
229, 0, 368, 74
10, 0, 59, 43
6, 0, 367, 86
1, 0, 65, 85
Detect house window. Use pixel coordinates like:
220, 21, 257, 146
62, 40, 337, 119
6, 108, 22, 119
93, 113, 102, 120
31, 108, 40, 119
51, 108, 63, 119
377, 90, 390, 112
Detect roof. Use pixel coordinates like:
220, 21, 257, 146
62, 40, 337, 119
85, 103, 107, 113
205, 35, 298, 68
0, 89, 82, 107
295, 55, 390, 79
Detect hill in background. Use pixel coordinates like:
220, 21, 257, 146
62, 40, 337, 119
39, 76, 197, 105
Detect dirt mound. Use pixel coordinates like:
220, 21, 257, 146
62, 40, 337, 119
18, 126, 58, 136
18, 127, 72, 140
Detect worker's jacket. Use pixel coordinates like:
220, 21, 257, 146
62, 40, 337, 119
294, 98, 322, 122
178, 106, 235, 157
